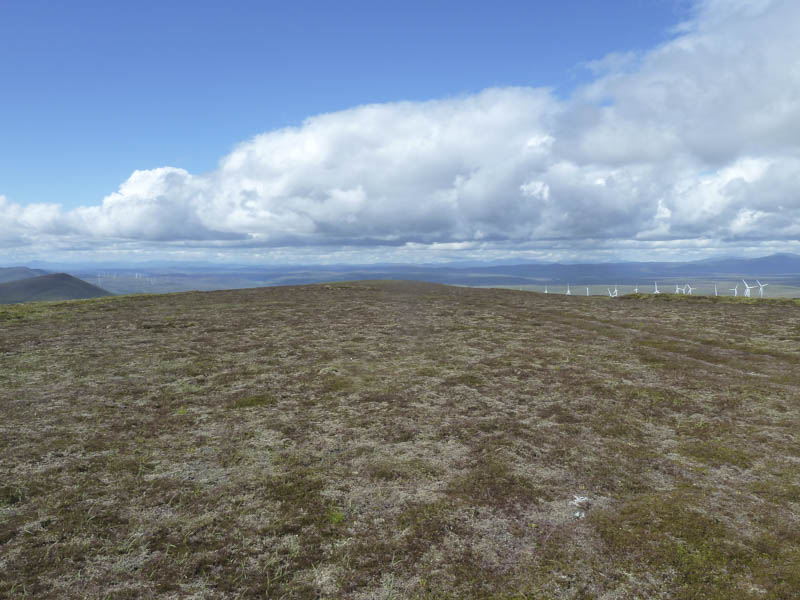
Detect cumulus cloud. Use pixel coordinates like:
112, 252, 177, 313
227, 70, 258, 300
3, 0, 800, 261
205, 88, 557, 246
0, 194, 67, 247
565, 0, 800, 166
68, 168, 245, 242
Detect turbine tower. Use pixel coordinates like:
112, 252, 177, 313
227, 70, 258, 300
634, 283, 639, 293
566, 284, 571, 296
544, 285, 548, 294
743, 280, 756, 298
730, 284, 738, 297
654, 282, 660, 294
586, 286, 590, 296
685, 284, 694, 295
675, 284, 682, 294
714, 283, 718, 297
756, 280, 769, 298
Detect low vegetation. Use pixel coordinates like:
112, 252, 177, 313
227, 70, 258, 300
1, 281, 799, 598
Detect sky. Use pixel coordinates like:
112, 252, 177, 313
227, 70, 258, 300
2, 0, 800, 265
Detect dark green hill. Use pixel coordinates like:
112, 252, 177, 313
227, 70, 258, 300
0, 273, 111, 304
0, 266, 48, 284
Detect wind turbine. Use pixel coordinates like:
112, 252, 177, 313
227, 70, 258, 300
613, 285, 619, 297
675, 284, 683, 294
586, 286, 590, 296
743, 280, 756, 298
654, 282, 660, 294
685, 284, 694, 295
756, 280, 769, 298
714, 283, 718, 297
566, 284, 571, 295
608, 287, 614, 297
634, 283, 639, 293
730, 284, 739, 297
544, 285, 548, 294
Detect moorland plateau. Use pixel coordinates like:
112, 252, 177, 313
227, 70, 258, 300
1, 281, 799, 598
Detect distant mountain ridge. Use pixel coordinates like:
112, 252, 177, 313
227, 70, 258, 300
680, 253, 800, 274
0, 273, 112, 304
0, 266, 48, 284
453, 252, 800, 284
7, 253, 800, 295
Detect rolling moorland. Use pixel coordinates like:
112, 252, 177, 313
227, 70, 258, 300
1, 281, 799, 598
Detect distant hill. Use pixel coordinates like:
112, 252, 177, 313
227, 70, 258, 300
0, 266, 48, 284
20, 252, 800, 295
682, 253, 800, 275
0, 273, 112, 304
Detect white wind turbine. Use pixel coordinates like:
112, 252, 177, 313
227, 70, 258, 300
613, 285, 619, 297
634, 283, 639, 293
608, 287, 614, 297
544, 285, 548, 294
730, 283, 739, 297
685, 284, 694, 295
566, 284, 571, 295
714, 283, 718, 297
654, 281, 660, 294
756, 280, 769, 298
743, 280, 756, 298
675, 284, 683, 294
586, 286, 590, 296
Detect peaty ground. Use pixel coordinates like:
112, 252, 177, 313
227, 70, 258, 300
1, 281, 799, 599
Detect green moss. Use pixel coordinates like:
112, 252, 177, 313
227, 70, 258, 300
326, 506, 346, 525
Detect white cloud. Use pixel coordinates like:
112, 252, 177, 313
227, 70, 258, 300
67, 168, 244, 242
204, 88, 557, 246
2, 0, 800, 262
566, 0, 800, 166
0, 194, 67, 246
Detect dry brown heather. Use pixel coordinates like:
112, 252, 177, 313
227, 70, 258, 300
2, 281, 800, 599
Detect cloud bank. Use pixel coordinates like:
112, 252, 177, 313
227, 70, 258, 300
4, 0, 800, 262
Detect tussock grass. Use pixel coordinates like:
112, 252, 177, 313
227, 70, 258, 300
1, 281, 799, 598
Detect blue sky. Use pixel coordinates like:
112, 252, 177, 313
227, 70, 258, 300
2, 0, 800, 264
2, 0, 683, 210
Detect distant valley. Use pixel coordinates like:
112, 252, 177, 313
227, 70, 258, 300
3, 253, 800, 301
28, 252, 800, 297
